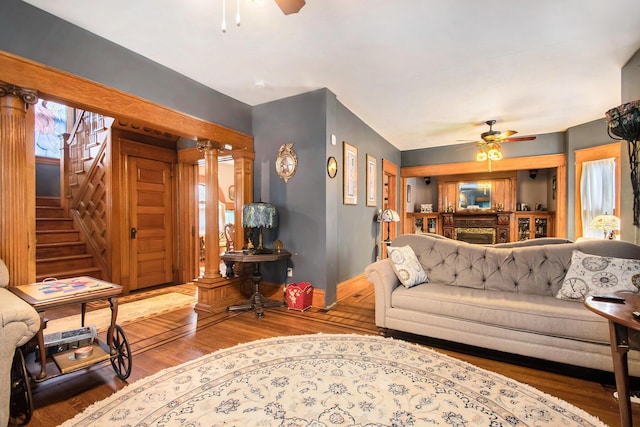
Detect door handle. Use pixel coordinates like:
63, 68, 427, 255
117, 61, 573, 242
130, 227, 137, 239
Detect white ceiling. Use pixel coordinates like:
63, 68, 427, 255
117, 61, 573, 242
22, 0, 640, 151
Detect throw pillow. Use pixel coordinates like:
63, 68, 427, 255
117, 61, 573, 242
388, 245, 429, 288
556, 250, 640, 301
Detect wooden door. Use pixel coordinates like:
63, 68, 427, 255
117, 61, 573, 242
128, 157, 173, 290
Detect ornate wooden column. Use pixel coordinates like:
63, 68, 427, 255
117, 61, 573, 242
0, 82, 37, 286
194, 140, 230, 313
194, 144, 255, 313
232, 148, 255, 250
198, 140, 222, 279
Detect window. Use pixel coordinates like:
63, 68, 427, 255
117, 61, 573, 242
580, 158, 615, 238
34, 99, 67, 158
574, 143, 621, 239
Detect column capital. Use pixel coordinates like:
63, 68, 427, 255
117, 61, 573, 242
196, 139, 222, 152
0, 81, 38, 105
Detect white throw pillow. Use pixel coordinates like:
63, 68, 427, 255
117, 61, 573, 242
556, 250, 640, 301
388, 245, 429, 288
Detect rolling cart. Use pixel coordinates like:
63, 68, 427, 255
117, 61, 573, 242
9, 277, 132, 424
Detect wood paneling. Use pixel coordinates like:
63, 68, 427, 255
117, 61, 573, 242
0, 51, 253, 151
0, 87, 36, 285
401, 154, 567, 238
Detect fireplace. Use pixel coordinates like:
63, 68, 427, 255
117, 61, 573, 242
454, 227, 496, 244
442, 212, 510, 244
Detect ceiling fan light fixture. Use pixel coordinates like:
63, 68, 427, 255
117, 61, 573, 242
488, 148, 502, 161
476, 149, 488, 162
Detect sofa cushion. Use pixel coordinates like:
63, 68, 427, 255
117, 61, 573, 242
388, 245, 428, 288
556, 250, 640, 301
0, 259, 8, 288
391, 283, 609, 343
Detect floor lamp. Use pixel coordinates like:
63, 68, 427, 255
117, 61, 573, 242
380, 209, 400, 257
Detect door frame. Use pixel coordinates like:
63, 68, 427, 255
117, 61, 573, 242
382, 159, 399, 258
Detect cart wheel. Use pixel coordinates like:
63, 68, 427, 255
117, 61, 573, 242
10, 348, 33, 425
110, 324, 132, 380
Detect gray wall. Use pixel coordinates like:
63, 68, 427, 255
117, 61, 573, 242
35, 163, 60, 197
401, 132, 565, 167
335, 101, 400, 284
253, 90, 400, 306
622, 48, 640, 104
252, 89, 331, 298
0, 0, 252, 135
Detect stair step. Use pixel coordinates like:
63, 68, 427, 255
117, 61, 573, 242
35, 197, 101, 281
36, 218, 75, 231
37, 254, 95, 272
36, 230, 81, 244
36, 267, 102, 283
36, 196, 62, 207
36, 206, 66, 218
37, 242, 87, 258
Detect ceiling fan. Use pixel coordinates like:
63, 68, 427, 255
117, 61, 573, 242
479, 120, 537, 144
274, 0, 306, 15
222, 0, 305, 32
473, 120, 536, 168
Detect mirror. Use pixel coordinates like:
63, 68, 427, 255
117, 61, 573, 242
458, 182, 492, 210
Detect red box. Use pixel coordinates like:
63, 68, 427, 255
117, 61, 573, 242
286, 282, 313, 311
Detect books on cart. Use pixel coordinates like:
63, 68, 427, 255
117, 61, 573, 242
43, 325, 97, 348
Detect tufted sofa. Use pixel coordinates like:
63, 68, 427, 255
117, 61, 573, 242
0, 260, 40, 427
364, 233, 640, 375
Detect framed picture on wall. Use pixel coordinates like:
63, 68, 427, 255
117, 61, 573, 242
343, 141, 358, 205
366, 154, 377, 206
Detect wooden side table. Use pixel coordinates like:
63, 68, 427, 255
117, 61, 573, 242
584, 293, 640, 427
221, 250, 291, 318
10, 277, 127, 381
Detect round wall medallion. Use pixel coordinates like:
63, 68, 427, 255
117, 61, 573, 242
327, 156, 337, 178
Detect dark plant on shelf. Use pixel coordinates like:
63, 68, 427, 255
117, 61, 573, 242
606, 100, 640, 225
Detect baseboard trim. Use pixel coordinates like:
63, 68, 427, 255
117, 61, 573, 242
309, 273, 370, 309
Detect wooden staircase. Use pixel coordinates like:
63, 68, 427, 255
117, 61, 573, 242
36, 196, 101, 281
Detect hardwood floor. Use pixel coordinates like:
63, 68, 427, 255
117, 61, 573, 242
16, 284, 639, 426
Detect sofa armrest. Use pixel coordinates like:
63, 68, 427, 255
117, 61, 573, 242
364, 259, 400, 328
0, 289, 40, 347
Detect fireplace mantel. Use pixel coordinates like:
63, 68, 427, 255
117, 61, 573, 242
442, 212, 511, 244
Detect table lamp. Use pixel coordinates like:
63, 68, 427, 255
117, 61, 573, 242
243, 202, 278, 253
590, 212, 620, 240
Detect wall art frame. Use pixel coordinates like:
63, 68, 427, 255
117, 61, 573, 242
343, 141, 358, 205
366, 154, 377, 206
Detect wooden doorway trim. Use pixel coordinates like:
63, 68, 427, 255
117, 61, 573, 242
0, 51, 254, 150
382, 159, 399, 258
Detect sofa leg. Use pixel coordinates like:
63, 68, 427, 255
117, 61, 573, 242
378, 327, 389, 337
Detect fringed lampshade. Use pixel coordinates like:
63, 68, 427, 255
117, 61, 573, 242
242, 202, 278, 252
606, 100, 640, 225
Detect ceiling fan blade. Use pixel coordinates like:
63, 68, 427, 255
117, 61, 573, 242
502, 136, 537, 142
498, 129, 517, 139
274, 0, 306, 14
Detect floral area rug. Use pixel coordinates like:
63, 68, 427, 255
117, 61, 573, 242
59, 334, 606, 427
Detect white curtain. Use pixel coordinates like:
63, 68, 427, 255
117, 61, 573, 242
580, 158, 616, 238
